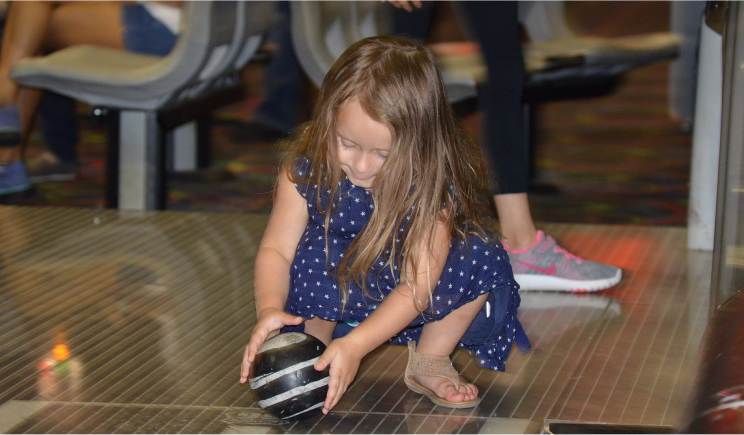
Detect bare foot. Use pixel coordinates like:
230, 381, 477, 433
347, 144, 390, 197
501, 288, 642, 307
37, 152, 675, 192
413, 374, 479, 403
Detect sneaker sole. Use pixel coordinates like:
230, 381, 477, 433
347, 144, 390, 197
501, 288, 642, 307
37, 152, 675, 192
515, 269, 622, 292
28, 173, 77, 183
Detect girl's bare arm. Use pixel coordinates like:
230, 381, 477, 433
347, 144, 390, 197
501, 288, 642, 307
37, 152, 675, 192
240, 167, 309, 383
253, 167, 309, 314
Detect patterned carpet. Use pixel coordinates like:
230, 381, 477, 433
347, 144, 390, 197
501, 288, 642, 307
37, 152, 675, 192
526, 61, 691, 226
11, 2, 691, 227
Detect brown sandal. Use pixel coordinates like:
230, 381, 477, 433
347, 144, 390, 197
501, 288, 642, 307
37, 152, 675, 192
403, 342, 481, 409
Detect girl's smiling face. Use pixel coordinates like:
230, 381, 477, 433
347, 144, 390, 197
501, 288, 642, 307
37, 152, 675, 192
336, 98, 392, 189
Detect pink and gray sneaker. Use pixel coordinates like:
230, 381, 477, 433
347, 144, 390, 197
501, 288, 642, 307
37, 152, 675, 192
505, 230, 622, 292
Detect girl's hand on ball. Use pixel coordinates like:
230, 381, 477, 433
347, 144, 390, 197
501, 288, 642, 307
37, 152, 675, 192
240, 308, 304, 383
314, 336, 365, 414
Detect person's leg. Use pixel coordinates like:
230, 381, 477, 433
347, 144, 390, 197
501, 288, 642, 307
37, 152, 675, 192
456, 2, 537, 250
27, 2, 177, 183
39, 92, 78, 164
304, 317, 337, 346
21, 0, 124, 140
0, 2, 53, 107
413, 292, 487, 403
0, 2, 54, 166
494, 193, 537, 251
251, 1, 299, 134
26, 91, 79, 182
120, 3, 178, 57
234, 1, 299, 143
0, 2, 122, 159
43, 1, 124, 52
0, 1, 123, 121
457, 2, 621, 292
456, 2, 526, 195
389, 1, 434, 43
0, 2, 123, 195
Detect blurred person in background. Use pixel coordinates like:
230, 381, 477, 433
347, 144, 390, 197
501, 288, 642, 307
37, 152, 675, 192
0, 1, 181, 200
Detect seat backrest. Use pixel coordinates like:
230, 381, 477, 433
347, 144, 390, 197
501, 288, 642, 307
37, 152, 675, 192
233, 2, 274, 70
290, 1, 476, 104
518, 2, 575, 43
292, 2, 385, 88
168, 1, 272, 105
189, 1, 273, 81
291, 1, 354, 89
148, 1, 237, 99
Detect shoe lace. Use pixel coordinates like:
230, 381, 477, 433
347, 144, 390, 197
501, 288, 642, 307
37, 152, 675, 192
553, 244, 583, 263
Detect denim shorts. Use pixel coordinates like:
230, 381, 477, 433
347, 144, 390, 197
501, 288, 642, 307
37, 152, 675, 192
122, 4, 178, 57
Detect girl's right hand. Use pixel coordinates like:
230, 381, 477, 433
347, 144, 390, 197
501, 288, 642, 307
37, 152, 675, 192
240, 308, 304, 384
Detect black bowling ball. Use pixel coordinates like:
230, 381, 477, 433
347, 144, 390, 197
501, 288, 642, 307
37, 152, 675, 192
249, 332, 329, 420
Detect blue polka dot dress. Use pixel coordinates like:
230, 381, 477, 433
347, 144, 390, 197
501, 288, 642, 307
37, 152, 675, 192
283, 157, 529, 371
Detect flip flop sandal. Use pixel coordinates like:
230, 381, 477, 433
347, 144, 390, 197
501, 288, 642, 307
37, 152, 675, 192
403, 342, 481, 409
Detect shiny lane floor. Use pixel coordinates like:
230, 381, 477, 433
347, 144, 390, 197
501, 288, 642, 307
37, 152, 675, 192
0, 206, 710, 434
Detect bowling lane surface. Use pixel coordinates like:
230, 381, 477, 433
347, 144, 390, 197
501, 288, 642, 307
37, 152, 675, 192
0, 206, 709, 433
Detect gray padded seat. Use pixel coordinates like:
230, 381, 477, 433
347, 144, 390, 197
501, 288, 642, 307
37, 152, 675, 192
519, 2, 680, 88
11, 1, 272, 210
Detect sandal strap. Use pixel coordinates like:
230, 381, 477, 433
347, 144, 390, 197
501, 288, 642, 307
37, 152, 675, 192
406, 342, 460, 389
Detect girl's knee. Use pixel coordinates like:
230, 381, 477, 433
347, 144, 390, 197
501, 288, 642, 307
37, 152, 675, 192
304, 317, 337, 345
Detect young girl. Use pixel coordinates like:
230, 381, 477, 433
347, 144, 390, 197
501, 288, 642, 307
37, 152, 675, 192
239, 36, 529, 414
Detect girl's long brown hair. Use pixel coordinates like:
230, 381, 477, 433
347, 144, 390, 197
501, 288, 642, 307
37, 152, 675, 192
284, 36, 490, 311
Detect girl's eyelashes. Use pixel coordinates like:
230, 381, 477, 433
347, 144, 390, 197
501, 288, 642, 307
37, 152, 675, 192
338, 135, 388, 159
338, 136, 354, 149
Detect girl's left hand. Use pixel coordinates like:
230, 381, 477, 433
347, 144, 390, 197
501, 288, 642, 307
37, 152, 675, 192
313, 336, 365, 414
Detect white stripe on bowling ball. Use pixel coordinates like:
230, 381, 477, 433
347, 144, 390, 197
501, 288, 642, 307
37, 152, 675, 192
258, 332, 307, 353
249, 357, 321, 389
284, 402, 325, 419
257, 377, 330, 408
